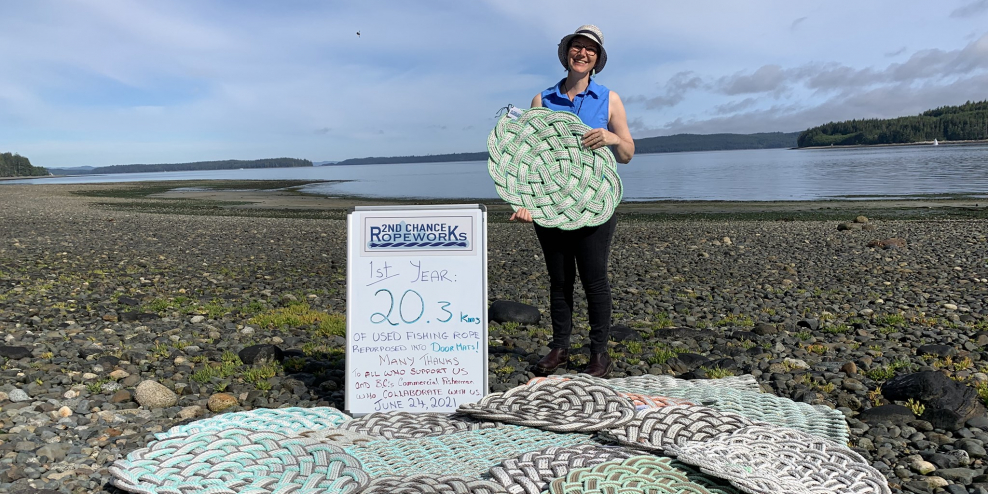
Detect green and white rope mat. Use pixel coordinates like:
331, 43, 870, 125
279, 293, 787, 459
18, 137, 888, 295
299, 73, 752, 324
109, 375, 888, 494
488, 108, 622, 230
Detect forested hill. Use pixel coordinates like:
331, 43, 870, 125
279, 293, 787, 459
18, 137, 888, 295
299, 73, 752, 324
0, 152, 48, 177
798, 100, 988, 148
49, 158, 312, 175
335, 132, 799, 165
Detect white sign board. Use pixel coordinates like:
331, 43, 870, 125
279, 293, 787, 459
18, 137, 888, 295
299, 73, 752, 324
346, 205, 488, 415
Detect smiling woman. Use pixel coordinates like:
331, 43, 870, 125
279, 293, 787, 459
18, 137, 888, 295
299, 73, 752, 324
506, 24, 635, 379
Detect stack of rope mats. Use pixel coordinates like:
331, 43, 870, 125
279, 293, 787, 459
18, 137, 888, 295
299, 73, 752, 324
108, 374, 890, 494
488, 107, 622, 230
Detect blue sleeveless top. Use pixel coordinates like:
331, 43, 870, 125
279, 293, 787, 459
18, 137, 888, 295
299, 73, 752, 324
540, 78, 610, 129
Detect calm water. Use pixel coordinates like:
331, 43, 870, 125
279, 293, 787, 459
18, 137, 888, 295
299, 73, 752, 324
7, 144, 988, 201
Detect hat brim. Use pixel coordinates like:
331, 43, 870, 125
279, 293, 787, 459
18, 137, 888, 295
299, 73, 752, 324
557, 33, 607, 74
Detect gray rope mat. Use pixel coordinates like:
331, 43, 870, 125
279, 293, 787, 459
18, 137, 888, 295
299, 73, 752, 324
359, 475, 508, 494
674, 425, 891, 494
597, 405, 755, 454
458, 378, 636, 432
107, 376, 886, 494
487, 444, 639, 494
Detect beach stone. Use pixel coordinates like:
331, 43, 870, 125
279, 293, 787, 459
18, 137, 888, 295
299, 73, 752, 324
842, 362, 858, 375
753, 322, 778, 335
956, 439, 986, 458
239, 344, 284, 365
488, 300, 541, 324
938, 468, 976, 485
855, 215, 869, 223
109, 369, 130, 380
37, 444, 67, 462
8, 388, 30, 402
797, 318, 819, 330
208, 392, 238, 412
917, 344, 956, 358
0, 345, 32, 359
784, 357, 810, 370
859, 404, 915, 425
191, 315, 206, 323
98, 355, 121, 367
868, 237, 907, 250
838, 222, 864, 231
57, 406, 72, 418
109, 390, 132, 403
883, 371, 955, 402
910, 456, 937, 475
134, 380, 178, 409
178, 405, 204, 420
609, 324, 642, 342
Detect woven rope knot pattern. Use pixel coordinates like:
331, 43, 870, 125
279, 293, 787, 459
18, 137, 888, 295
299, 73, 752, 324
545, 456, 738, 494
359, 475, 509, 494
339, 412, 501, 440
488, 444, 639, 494
674, 425, 891, 494
345, 425, 596, 478
109, 428, 369, 494
155, 406, 351, 440
598, 406, 755, 454
488, 108, 622, 230
458, 378, 636, 432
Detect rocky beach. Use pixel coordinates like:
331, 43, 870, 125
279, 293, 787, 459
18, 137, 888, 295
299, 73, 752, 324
2, 182, 988, 494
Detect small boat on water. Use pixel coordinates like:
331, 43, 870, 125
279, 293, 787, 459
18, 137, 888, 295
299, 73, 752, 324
933, 139, 939, 146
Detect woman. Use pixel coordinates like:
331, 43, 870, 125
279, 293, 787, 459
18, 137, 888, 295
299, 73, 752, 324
510, 25, 634, 377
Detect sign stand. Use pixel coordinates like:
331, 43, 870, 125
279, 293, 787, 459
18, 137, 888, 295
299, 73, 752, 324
345, 205, 488, 416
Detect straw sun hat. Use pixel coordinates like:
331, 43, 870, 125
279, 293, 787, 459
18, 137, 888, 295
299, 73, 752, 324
557, 24, 607, 73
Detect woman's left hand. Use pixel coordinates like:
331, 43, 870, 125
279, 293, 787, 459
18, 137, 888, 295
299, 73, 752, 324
582, 128, 620, 150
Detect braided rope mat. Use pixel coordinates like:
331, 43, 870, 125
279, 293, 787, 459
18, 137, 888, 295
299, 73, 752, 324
546, 455, 740, 494
597, 406, 755, 454
155, 406, 350, 439
345, 425, 596, 478
652, 387, 849, 443
531, 374, 762, 394
458, 378, 636, 432
339, 411, 501, 439
359, 475, 508, 494
675, 425, 890, 494
487, 108, 622, 230
109, 428, 369, 494
488, 444, 638, 494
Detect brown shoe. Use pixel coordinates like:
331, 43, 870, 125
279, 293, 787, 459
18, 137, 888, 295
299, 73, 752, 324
535, 348, 569, 373
583, 352, 612, 378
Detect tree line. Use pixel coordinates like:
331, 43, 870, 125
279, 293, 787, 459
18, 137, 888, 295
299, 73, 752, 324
0, 152, 48, 177
797, 100, 988, 148
337, 132, 800, 165
51, 158, 312, 175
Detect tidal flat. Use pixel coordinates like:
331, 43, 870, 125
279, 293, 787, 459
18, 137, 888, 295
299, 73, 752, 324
1, 181, 988, 493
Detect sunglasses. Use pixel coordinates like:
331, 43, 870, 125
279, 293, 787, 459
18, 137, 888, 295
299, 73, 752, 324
569, 43, 598, 55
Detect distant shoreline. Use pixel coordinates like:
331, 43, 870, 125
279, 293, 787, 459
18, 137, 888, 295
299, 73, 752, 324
797, 138, 988, 150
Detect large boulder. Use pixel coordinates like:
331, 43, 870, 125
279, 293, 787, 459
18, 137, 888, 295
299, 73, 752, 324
488, 301, 541, 325
239, 344, 284, 365
883, 371, 986, 431
134, 380, 178, 409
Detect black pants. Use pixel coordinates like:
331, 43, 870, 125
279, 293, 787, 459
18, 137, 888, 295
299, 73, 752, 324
533, 215, 617, 354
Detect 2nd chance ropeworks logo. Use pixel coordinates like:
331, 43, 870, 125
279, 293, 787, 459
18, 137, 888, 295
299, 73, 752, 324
364, 216, 472, 252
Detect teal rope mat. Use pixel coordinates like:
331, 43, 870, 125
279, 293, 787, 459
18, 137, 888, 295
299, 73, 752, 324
545, 455, 740, 494
155, 406, 351, 439
109, 428, 369, 494
345, 425, 597, 478
487, 107, 622, 230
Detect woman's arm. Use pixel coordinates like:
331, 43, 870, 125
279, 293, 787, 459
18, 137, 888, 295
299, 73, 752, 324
531, 93, 542, 108
580, 91, 634, 163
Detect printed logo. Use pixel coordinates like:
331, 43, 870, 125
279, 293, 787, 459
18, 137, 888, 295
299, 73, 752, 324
364, 216, 472, 252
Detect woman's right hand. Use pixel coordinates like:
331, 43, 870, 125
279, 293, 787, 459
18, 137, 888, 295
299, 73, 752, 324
509, 207, 533, 223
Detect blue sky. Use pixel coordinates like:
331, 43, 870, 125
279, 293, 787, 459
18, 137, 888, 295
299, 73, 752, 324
2, 0, 988, 168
